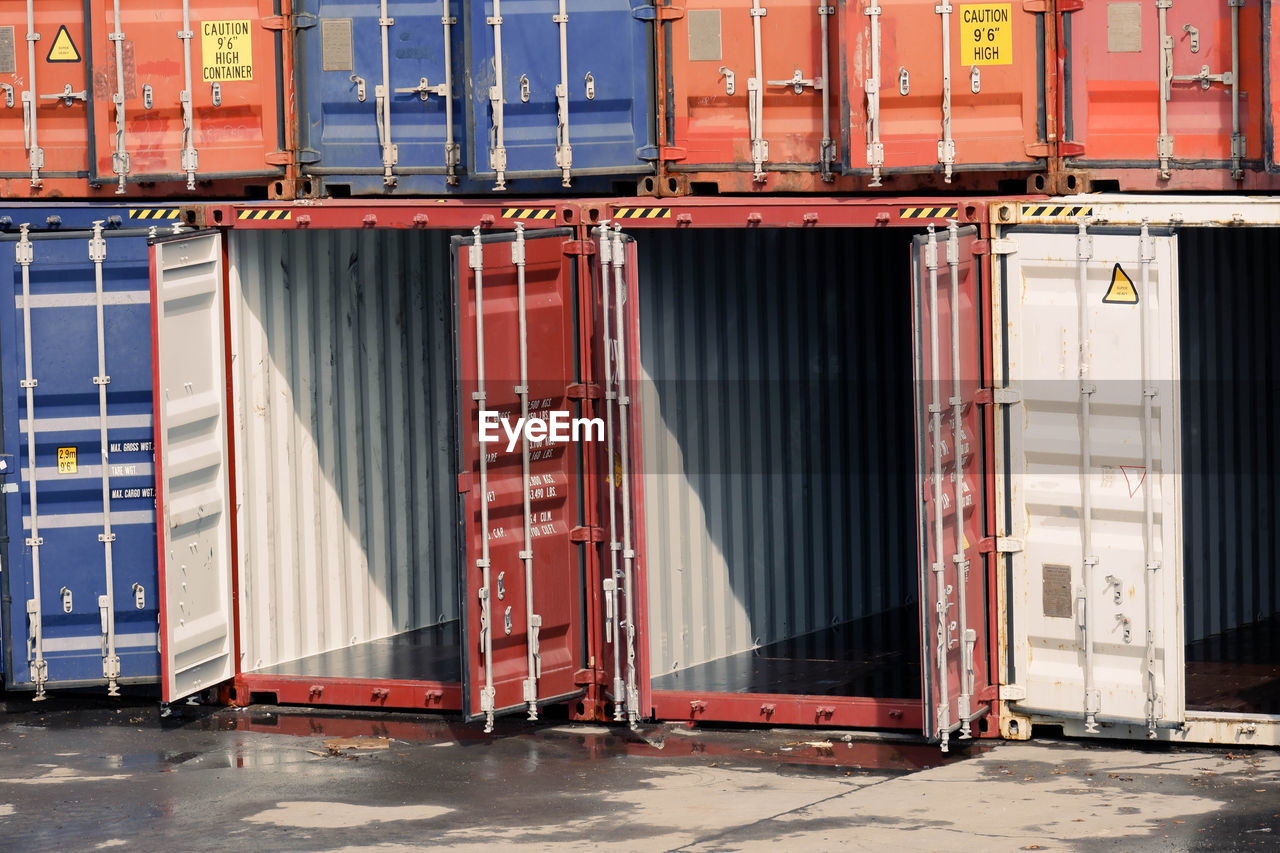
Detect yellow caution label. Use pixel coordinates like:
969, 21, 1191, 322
1103, 264, 1138, 304
202, 20, 253, 82
129, 209, 181, 220
960, 4, 1013, 65
57, 447, 77, 474
1022, 204, 1093, 218
46, 25, 81, 63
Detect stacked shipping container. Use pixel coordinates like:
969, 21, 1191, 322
0, 0, 1277, 756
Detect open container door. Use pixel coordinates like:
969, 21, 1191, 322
150, 230, 235, 703
911, 222, 993, 750
455, 226, 588, 730
993, 216, 1184, 738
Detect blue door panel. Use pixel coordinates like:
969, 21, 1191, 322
0, 207, 162, 691
466, 0, 654, 188
296, 0, 466, 194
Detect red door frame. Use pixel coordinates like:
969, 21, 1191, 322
588, 196, 1011, 735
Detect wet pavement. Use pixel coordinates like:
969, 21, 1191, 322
0, 694, 1276, 851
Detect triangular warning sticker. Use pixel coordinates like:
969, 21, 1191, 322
1119, 465, 1147, 497
1102, 263, 1138, 304
46, 26, 81, 63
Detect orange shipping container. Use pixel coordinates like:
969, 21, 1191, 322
1058, 0, 1280, 191
657, 0, 1050, 193
0, 1, 291, 199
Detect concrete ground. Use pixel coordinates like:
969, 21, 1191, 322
0, 696, 1276, 851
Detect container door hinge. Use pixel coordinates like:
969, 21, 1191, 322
633, 5, 685, 20
292, 12, 317, 29
1021, 0, 1048, 10
974, 387, 1020, 405
261, 15, 287, 30
661, 146, 688, 161
561, 240, 596, 257
1058, 141, 1085, 156
297, 147, 322, 165
457, 472, 472, 493
636, 145, 660, 161
1056, 0, 1084, 9
999, 684, 1027, 701
570, 525, 607, 543
566, 383, 603, 400
978, 536, 1023, 554
574, 667, 609, 686
1024, 142, 1051, 157
989, 238, 1018, 255
264, 151, 290, 166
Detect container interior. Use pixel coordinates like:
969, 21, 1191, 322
228, 230, 462, 685
637, 229, 922, 701
1181, 227, 1280, 715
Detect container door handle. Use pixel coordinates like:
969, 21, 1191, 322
39, 84, 87, 106
766, 68, 818, 94
0, 83, 13, 109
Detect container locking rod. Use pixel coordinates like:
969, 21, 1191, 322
24, 0, 43, 186
925, 225, 952, 750
470, 227, 497, 732
597, 224, 625, 722
17, 225, 47, 700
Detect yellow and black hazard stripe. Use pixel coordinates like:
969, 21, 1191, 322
613, 207, 672, 220
898, 206, 959, 220
129, 208, 181, 220
501, 207, 558, 220
236, 209, 294, 221
1021, 204, 1093, 218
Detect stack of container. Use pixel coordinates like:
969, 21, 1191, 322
1, 0, 1279, 751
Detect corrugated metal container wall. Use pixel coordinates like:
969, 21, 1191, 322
0, 2, 290, 198
657, 0, 1048, 193
227, 229, 461, 675
0, 208, 169, 695
293, 0, 656, 196
635, 228, 919, 691
1179, 227, 1280, 689
1060, 0, 1280, 191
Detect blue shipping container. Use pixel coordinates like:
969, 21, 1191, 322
293, 0, 655, 195
0, 206, 171, 695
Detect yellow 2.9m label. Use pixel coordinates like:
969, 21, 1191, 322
960, 4, 1013, 65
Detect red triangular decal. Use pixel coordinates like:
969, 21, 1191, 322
1119, 465, 1147, 498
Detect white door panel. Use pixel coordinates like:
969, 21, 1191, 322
152, 232, 235, 702
996, 226, 1184, 733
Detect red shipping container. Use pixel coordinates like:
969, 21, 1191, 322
1059, 0, 1280, 191
0, 1, 292, 199
657, 0, 1050, 194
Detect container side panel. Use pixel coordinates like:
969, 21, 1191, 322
911, 226, 989, 743
153, 231, 234, 702
89, 0, 285, 186
1000, 228, 1184, 727
466, 0, 653, 184
1, 229, 159, 689
0, 3, 91, 181
842, 0, 1042, 174
294, 0, 462, 192
670, 0, 836, 169
231, 229, 460, 674
636, 229, 918, 678
1064, 0, 1266, 172
457, 232, 585, 719
1179, 228, 1280, 690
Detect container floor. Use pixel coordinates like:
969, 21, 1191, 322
649, 607, 921, 699
251, 621, 462, 684
1185, 614, 1280, 715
